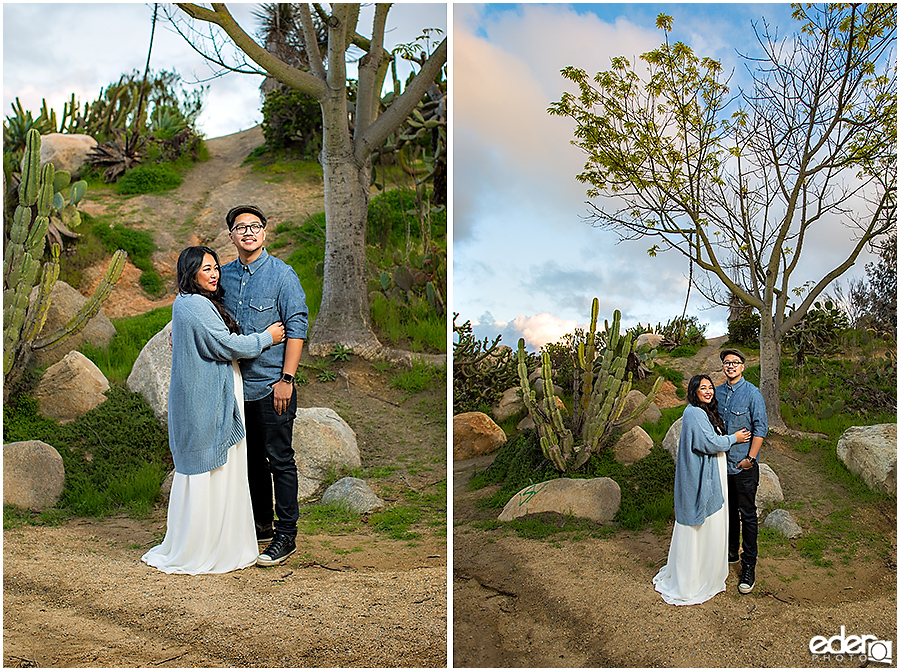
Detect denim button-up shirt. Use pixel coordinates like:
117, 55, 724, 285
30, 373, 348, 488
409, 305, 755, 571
220, 249, 308, 402
715, 377, 768, 475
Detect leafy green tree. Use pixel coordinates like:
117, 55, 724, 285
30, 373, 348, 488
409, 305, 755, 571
548, 5, 896, 432
170, 3, 446, 357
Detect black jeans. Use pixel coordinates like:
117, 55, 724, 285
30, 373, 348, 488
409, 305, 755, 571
727, 465, 759, 566
244, 389, 299, 537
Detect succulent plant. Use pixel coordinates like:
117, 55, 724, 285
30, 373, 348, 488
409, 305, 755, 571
517, 299, 663, 473
3, 129, 127, 397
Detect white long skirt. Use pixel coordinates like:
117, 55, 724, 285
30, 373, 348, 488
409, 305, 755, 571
142, 362, 258, 574
652, 451, 729, 605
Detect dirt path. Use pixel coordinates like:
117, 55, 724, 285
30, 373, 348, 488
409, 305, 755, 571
452, 340, 896, 667
4, 132, 448, 668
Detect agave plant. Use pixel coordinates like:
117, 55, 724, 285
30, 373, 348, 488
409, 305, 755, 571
86, 129, 145, 182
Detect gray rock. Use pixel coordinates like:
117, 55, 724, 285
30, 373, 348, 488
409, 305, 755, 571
293, 407, 361, 499
635, 333, 665, 350
663, 416, 683, 461
37, 133, 97, 176
493, 386, 525, 423
126, 322, 172, 424
836, 424, 897, 495
321, 476, 385, 514
756, 463, 784, 515
534, 378, 565, 399
764, 508, 802, 538
34, 350, 109, 422
3, 440, 65, 511
453, 411, 506, 460
614, 426, 653, 466
160, 469, 175, 503
29, 281, 116, 368
517, 415, 535, 431
498, 477, 620, 524
618, 389, 661, 432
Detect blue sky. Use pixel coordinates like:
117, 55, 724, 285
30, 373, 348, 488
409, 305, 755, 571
452, 3, 885, 349
3, 3, 447, 139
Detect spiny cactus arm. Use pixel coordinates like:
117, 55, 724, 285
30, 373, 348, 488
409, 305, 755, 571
32, 249, 126, 350
20, 245, 61, 342
539, 434, 568, 473
19, 129, 41, 207
517, 339, 549, 423
3, 284, 31, 374
611, 375, 665, 430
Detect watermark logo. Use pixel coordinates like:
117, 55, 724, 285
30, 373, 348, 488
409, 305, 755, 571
809, 626, 892, 664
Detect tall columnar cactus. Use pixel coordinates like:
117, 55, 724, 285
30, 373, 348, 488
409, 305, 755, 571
3, 128, 127, 394
517, 298, 664, 473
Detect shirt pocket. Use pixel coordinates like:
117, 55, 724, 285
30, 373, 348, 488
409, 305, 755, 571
726, 404, 751, 427
248, 297, 277, 332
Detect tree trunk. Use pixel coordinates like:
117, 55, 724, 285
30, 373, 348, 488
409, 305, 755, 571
758, 315, 786, 433
307, 89, 380, 357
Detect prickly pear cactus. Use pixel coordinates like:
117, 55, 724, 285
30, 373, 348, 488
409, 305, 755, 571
3, 128, 126, 394
517, 299, 663, 473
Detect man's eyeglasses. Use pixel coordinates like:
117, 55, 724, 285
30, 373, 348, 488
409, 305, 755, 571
723, 360, 743, 368
232, 222, 265, 235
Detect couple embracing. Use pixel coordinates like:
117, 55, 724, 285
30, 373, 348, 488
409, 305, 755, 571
653, 349, 768, 605
142, 205, 307, 574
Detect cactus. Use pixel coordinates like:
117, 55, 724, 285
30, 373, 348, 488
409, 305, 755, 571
517, 299, 664, 474
3, 129, 127, 396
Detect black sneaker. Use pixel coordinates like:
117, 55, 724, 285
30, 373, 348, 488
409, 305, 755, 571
738, 563, 755, 594
256, 523, 274, 544
728, 552, 740, 564
257, 533, 296, 566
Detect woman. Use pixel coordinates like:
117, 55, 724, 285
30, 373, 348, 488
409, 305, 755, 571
142, 246, 285, 574
653, 374, 751, 605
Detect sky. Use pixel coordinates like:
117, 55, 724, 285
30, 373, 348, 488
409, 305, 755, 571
453, 3, 889, 349
3, 3, 447, 139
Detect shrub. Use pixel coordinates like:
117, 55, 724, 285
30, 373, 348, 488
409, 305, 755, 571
116, 163, 182, 195
728, 311, 760, 346
261, 87, 323, 158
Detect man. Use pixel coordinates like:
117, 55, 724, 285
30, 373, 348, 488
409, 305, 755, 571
220, 204, 308, 566
715, 348, 768, 595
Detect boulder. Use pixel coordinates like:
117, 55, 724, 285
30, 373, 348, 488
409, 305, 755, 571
764, 508, 802, 539
293, 407, 361, 499
37, 133, 97, 177
755, 463, 784, 515
614, 426, 653, 466
663, 416, 683, 461
493, 386, 525, 423
453, 411, 507, 460
517, 415, 535, 431
33, 350, 109, 422
127, 322, 173, 424
29, 281, 116, 369
498, 477, 620, 524
653, 379, 684, 410
836, 424, 897, 495
160, 469, 175, 503
3, 440, 65, 511
618, 389, 661, 432
321, 476, 385, 514
635, 333, 665, 350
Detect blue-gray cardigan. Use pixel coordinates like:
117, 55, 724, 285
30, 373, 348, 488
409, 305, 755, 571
168, 293, 274, 475
673, 404, 738, 526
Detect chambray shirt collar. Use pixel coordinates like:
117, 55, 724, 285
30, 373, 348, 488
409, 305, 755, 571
723, 376, 747, 394
241, 248, 270, 274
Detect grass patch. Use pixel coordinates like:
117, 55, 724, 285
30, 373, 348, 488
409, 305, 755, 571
3, 383, 172, 519
80, 306, 173, 384
369, 505, 422, 540
389, 360, 445, 393
369, 292, 446, 353
116, 163, 182, 194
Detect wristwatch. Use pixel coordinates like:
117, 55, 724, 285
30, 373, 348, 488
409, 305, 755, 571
279, 372, 295, 384
747, 456, 757, 468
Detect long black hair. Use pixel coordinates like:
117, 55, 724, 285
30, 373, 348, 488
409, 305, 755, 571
176, 246, 240, 334
687, 374, 726, 435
